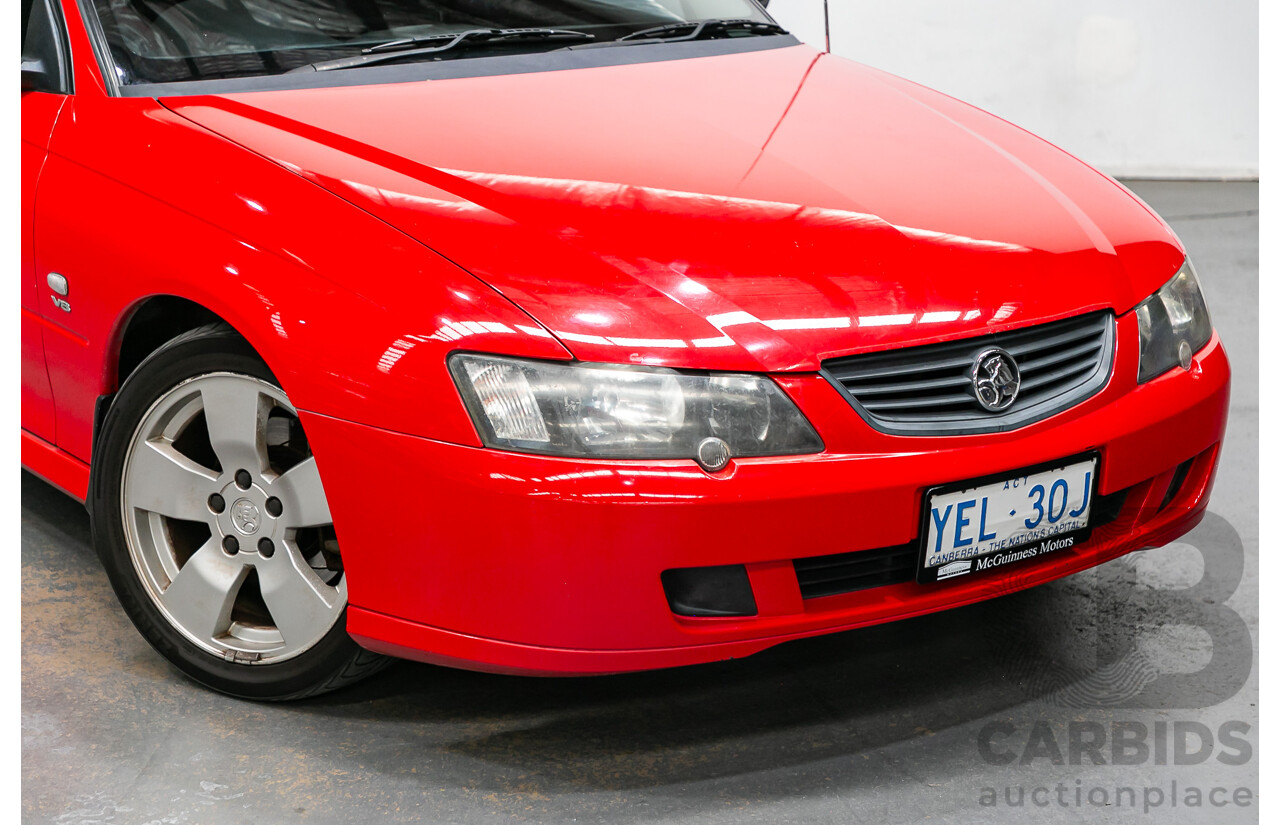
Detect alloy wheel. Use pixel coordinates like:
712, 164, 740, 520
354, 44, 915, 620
120, 372, 345, 664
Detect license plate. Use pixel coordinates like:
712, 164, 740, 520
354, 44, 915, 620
917, 455, 1099, 584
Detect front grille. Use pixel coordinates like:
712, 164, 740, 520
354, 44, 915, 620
822, 312, 1115, 435
793, 486, 1131, 600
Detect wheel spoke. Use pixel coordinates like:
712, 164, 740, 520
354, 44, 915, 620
160, 538, 247, 642
126, 440, 219, 521
258, 547, 342, 648
200, 377, 269, 476
271, 457, 332, 527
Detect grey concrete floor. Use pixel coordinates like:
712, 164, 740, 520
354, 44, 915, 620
22, 181, 1258, 824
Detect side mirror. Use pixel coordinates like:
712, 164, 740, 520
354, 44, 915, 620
21, 57, 50, 93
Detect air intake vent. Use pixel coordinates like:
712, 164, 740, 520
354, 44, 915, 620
822, 312, 1115, 436
1158, 458, 1196, 512
793, 542, 917, 600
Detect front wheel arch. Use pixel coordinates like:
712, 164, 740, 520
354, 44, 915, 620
93, 296, 270, 515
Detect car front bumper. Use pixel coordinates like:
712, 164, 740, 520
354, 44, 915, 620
300, 326, 1229, 675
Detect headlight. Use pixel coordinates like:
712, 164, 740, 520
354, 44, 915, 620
448, 353, 823, 464
1134, 260, 1213, 383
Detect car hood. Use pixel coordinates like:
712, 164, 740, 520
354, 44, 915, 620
167, 43, 1184, 372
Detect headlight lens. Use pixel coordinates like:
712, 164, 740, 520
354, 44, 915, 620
449, 354, 823, 460
1134, 260, 1213, 383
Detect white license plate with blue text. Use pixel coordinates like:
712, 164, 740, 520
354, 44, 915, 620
918, 456, 1098, 583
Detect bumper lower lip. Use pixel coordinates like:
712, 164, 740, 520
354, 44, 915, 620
299, 332, 1229, 676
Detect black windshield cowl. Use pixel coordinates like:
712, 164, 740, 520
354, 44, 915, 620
616, 19, 788, 43
288, 28, 596, 74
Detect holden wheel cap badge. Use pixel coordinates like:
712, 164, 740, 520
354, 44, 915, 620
971, 348, 1021, 412
231, 499, 262, 535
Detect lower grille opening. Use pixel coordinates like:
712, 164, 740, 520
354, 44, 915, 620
1091, 487, 1129, 527
794, 543, 917, 600
661, 565, 757, 617
1158, 458, 1196, 513
794, 484, 1134, 601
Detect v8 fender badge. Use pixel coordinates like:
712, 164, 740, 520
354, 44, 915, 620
47, 273, 71, 312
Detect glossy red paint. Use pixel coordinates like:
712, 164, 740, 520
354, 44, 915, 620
21, 2, 1229, 675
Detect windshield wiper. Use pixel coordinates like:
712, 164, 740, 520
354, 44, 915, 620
287, 28, 595, 73
363, 27, 594, 54
616, 19, 788, 43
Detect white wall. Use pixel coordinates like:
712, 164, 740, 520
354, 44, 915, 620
766, 1, 1258, 179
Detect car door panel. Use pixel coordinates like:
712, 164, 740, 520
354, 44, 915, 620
21, 86, 66, 444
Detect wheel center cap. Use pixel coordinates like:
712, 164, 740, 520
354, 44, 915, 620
231, 499, 262, 535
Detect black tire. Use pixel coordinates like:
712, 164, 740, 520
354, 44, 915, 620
91, 323, 389, 700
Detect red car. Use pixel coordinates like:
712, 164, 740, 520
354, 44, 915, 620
21, 0, 1229, 699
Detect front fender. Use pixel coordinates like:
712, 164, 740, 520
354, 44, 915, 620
35, 95, 569, 463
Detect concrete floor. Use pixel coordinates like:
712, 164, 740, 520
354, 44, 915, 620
22, 181, 1258, 824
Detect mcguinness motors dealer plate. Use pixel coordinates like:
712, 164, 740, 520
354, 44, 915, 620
918, 454, 1099, 584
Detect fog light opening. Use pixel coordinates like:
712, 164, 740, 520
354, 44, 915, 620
661, 565, 757, 617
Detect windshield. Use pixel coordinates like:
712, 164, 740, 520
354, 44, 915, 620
86, 0, 776, 85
